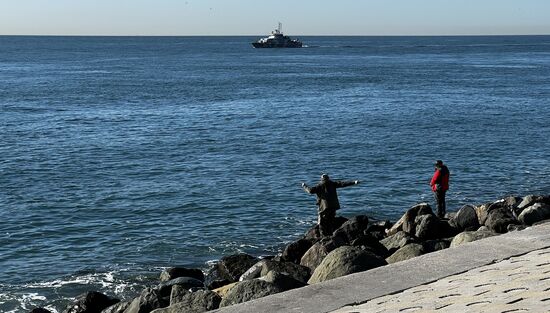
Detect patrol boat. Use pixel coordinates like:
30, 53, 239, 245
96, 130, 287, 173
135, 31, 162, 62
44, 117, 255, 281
252, 23, 303, 48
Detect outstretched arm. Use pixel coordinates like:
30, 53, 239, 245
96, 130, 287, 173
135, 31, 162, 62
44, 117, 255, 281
335, 180, 360, 188
301, 183, 317, 194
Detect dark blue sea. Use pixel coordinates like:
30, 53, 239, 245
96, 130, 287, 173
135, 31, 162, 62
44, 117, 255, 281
1, 35, 550, 312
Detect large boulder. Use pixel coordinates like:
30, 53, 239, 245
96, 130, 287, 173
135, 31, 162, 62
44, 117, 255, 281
150, 290, 221, 313
124, 288, 168, 313
350, 233, 390, 258
380, 231, 416, 254
518, 203, 550, 225
64, 291, 119, 313
158, 277, 204, 298
474, 203, 491, 226
216, 254, 258, 283
101, 302, 131, 313
414, 214, 441, 240
239, 259, 310, 284
280, 239, 313, 264
159, 267, 204, 283
218, 280, 283, 307
452, 205, 480, 232
212, 282, 238, 299
366, 220, 392, 240
260, 270, 307, 291
169, 285, 190, 305
331, 215, 369, 244
300, 242, 330, 272
484, 207, 518, 233
385, 243, 425, 264
450, 230, 498, 247
307, 246, 387, 284
299, 236, 346, 272
423, 239, 451, 253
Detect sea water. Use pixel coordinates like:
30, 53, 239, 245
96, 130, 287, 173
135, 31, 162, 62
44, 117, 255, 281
1, 35, 549, 312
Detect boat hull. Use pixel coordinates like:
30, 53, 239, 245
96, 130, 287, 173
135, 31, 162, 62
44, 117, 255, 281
252, 42, 303, 48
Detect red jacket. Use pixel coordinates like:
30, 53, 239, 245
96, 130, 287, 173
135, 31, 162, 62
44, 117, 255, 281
430, 165, 449, 192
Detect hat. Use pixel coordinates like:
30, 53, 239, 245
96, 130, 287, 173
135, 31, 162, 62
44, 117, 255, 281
435, 160, 444, 167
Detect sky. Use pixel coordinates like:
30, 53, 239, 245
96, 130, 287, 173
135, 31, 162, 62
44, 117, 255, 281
1, 0, 550, 36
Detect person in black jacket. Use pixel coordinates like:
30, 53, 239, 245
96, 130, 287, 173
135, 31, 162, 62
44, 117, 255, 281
302, 174, 360, 237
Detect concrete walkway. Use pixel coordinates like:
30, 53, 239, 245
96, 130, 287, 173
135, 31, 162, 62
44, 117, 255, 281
212, 221, 550, 313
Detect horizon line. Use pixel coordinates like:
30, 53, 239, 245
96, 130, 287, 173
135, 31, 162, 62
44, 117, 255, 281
1, 33, 550, 37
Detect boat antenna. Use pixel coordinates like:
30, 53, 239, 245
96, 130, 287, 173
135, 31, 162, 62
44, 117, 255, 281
278, 22, 282, 34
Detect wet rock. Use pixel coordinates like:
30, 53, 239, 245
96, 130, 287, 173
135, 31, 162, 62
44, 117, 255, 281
307, 246, 387, 284
218, 280, 283, 307
485, 207, 519, 233
518, 203, 550, 225
380, 231, 416, 253
386, 243, 425, 264
331, 215, 370, 244
260, 270, 307, 291
350, 233, 390, 258
414, 214, 440, 240
450, 230, 498, 247
158, 277, 204, 298
159, 267, 204, 283
216, 253, 258, 283
64, 291, 119, 313
280, 238, 313, 264
151, 290, 221, 313
452, 205, 480, 232
124, 288, 168, 313
239, 259, 310, 284
169, 285, 190, 305
101, 301, 131, 313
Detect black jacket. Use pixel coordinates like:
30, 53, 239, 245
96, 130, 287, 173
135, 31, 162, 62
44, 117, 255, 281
303, 179, 356, 213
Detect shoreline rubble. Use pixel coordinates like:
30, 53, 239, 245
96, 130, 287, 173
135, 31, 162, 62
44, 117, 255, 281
33, 194, 550, 313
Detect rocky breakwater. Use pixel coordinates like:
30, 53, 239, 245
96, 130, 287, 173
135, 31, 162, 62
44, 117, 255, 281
32, 194, 550, 313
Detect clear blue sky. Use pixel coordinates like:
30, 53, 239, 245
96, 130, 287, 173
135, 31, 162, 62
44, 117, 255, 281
1, 0, 549, 36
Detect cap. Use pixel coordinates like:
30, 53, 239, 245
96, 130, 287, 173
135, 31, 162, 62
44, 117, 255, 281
435, 160, 444, 167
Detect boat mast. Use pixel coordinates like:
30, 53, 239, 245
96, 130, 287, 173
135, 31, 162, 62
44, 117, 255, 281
278, 22, 282, 34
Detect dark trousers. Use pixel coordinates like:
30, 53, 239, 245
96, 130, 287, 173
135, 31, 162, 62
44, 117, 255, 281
318, 210, 336, 237
434, 190, 447, 218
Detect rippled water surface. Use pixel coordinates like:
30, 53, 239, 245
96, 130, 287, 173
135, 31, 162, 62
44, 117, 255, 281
1, 36, 550, 312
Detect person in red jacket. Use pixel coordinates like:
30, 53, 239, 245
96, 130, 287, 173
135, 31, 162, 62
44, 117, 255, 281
302, 174, 360, 237
430, 160, 450, 218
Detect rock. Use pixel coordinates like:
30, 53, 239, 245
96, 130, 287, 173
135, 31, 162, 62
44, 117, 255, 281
303, 224, 321, 241
331, 215, 369, 244
216, 253, 258, 283
452, 205, 480, 231
350, 233, 390, 258
380, 231, 416, 253
475, 203, 491, 226
423, 239, 451, 253
403, 203, 434, 235
438, 219, 460, 238
124, 288, 168, 313
485, 207, 519, 233
365, 221, 391, 240
414, 214, 440, 240
259, 260, 311, 284
260, 270, 307, 291
212, 282, 238, 298
169, 285, 190, 305
517, 195, 544, 210
280, 238, 313, 264
64, 291, 119, 313
158, 277, 204, 298
507, 224, 528, 232
218, 280, 283, 307
101, 302, 131, 313
307, 246, 387, 284
239, 260, 267, 281
31, 309, 52, 313
450, 230, 497, 247
518, 203, 550, 225
151, 290, 221, 313
386, 243, 425, 264
159, 267, 204, 283
300, 242, 329, 272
